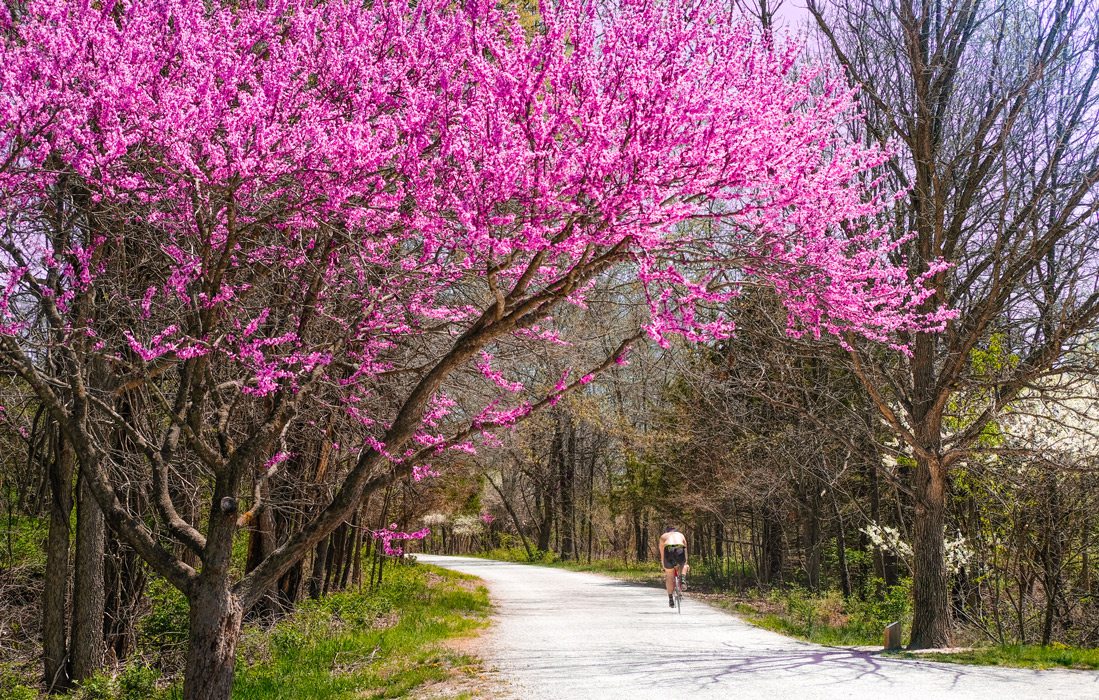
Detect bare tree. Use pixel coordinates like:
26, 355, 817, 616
808, 0, 1099, 647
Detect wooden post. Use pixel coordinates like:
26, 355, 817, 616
883, 621, 902, 651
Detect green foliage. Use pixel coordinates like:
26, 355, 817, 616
0, 513, 47, 570
72, 673, 116, 700
942, 333, 1019, 446
608, 453, 662, 515
231, 532, 251, 579
43, 663, 167, 700
691, 556, 755, 589
724, 579, 913, 647
480, 546, 556, 564
969, 333, 1020, 379
852, 578, 912, 630
118, 664, 160, 700
897, 644, 1099, 670
0, 667, 38, 700
138, 577, 190, 654
232, 563, 490, 700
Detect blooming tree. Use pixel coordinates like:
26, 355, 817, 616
998, 376, 1099, 467
0, 0, 942, 696
862, 522, 972, 575
372, 524, 430, 558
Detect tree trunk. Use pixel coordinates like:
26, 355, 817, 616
803, 481, 821, 590
535, 478, 554, 553
632, 507, 647, 563
909, 456, 951, 648
760, 503, 784, 586
104, 539, 146, 662
279, 561, 303, 609
1039, 472, 1065, 646
868, 454, 886, 582
486, 472, 534, 561
340, 515, 360, 590
586, 445, 596, 564
323, 528, 341, 595
832, 493, 851, 598
244, 481, 277, 617
558, 421, 576, 561
1082, 507, 1092, 594
70, 474, 106, 681
183, 575, 244, 700
183, 484, 244, 700
351, 514, 365, 589
309, 537, 329, 599
43, 435, 74, 693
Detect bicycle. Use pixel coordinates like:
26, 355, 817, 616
673, 566, 685, 613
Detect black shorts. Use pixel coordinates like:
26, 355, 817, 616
662, 545, 686, 570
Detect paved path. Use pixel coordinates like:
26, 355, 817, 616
418, 554, 1099, 700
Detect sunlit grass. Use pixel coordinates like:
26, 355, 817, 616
230, 563, 490, 700
478, 546, 660, 584
896, 645, 1099, 670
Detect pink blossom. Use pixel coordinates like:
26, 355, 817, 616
0, 0, 949, 611
412, 464, 440, 481
476, 351, 525, 393
372, 524, 431, 557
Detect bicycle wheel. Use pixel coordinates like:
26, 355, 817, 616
675, 574, 682, 614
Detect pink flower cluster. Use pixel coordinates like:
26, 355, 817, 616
372, 524, 430, 557
0, 0, 948, 468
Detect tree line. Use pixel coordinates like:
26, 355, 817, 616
0, 0, 942, 697
420, 0, 1099, 650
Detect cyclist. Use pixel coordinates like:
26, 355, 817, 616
659, 526, 689, 608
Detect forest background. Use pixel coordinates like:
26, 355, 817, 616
2, 0, 1099, 698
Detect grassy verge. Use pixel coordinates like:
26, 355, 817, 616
895, 645, 1099, 670
477, 547, 659, 584
0, 562, 492, 700
708, 596, 893, 647
232, 562, 491, 700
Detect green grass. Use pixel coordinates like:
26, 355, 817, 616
478, 546, 659, 584
231, 562, 490, 700
709, 583, 913, 648
896, 644, 1099, 670
549, 557, 658, 582
0, 512, 48, 570
717, 600, 890, 647
4, 562, 489, 700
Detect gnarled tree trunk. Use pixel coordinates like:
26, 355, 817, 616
183, 574, 243, 700
909, 454, 951, 648
70, 474, 106, 682
43, 435, 74, 694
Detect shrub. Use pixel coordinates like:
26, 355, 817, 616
481, 545, 556, 563
138, 577, 190, 667
118, 663, 159, 700
73, 673, 116, 700
0, 667, 38, 700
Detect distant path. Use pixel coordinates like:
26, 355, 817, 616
418, 554, 1099, 700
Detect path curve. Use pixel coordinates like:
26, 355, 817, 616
418, 554, 1099, 700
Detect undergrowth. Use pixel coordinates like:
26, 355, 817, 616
1, 562, 489, 700
231, 562, 490, 700
895, 644, 1099, 670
